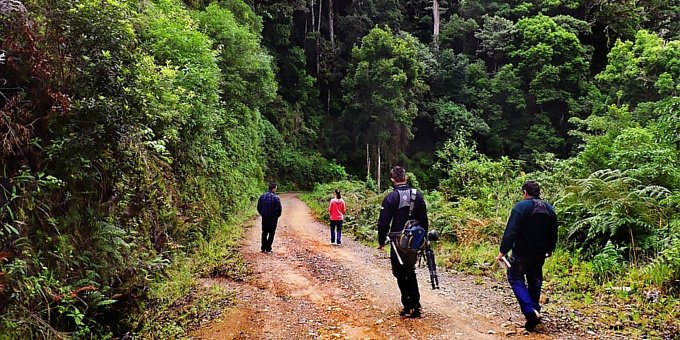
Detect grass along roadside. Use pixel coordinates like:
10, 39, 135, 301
135, 209, 254, 338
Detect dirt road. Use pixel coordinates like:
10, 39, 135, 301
192, 193, 579, 339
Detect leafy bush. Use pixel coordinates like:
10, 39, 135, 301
641, 219, 680, 293
262, 122, 348, 190
0, 0, 274, 337
557, 169, 673, 259
592, 240, 625, 283
432, 135, 525, 244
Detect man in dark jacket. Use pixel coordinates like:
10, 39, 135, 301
497, 180, 558, 331
378, 166, 429, 318
257, 182, 282, 253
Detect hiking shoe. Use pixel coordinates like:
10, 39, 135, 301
399, 308, 411, 317
408, 308, 421, 318
524, 310, 540, 331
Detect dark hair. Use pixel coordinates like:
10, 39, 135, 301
390, 166, 407, 182
268, 182, 277, 191
521, 180, 540, 197
334, 189, 341, 199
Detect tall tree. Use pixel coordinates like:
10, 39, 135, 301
342, 26, 428, 169
509, 14, 594, 159
433, 0, 440, 47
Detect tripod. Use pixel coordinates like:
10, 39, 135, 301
417, 244, 439, 289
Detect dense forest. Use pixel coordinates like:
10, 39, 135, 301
1, 0, 678, 338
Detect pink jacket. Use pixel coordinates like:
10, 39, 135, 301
328, 198, 346, 221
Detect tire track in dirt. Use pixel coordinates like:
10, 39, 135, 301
192, 193, 581, 339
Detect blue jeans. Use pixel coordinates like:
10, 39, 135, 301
330, 220, 343, 244
507, 256, 544, 316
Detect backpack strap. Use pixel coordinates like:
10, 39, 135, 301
408, 189, 416, 218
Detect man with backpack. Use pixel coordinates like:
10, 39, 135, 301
257, 182, 282, 253
497, 180, 558, 331
377, 166, 429, 318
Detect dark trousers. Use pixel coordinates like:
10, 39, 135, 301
390, 247, 420, 310
507, 256, 544, 316
330, 220, 343, 244
261, 216, 278, 252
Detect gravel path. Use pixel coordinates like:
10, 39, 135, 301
192, 193, 590, 339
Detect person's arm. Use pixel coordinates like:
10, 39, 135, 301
340, 200, 346, 216
377, 195, 393, 248
499, 205, 523, 255
257, 195, 263, 215
546, 209, 558, 255
328, 200, 333, 215
275, 196, 282, 217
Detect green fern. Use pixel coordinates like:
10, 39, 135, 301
559, 169, 673, 258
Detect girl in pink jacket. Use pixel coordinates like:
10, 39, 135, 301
328, 189, 346, 245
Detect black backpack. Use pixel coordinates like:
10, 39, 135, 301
395, 189, 427, 252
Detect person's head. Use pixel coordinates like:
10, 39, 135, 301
521, 180, 540, 198
268, 182, 277, 192
334, 189, 341, 199
389, 166, 407, 185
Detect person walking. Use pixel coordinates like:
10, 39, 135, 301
496, 180, 558, 331
328, 189, 346, 245
377, 166, 428, 318
257, 182, 282, 253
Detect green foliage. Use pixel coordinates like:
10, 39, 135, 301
261, 119, 347, 190
474, 15, 517, 68
439, 14, 479, 53
1, 0, 274, 337
642, 228, 680, 293
272, 149, 348, 191
596, 30, 680, 107
569, 33, 680, 189
342, 26, 428, 164
592, 240, 625, 283
2, 0, 679, 337
437, 241, 498, 275
434, 134, 524, 216
431, 100, 489, 140
558, 169, 673, 258
193, 3, 276, 111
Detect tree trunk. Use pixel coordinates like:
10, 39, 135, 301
377, 145, 381, 193
316, 0, 321, 76
318, 0, 323, 32
366, 143, 370, 179
311, 0, 315, 33
433, 0, 440, 49
328, 0, 335, 46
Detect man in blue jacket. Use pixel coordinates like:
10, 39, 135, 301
257, 182, 282, 253
497, 180, 558, 331
377, 166, 429, 318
